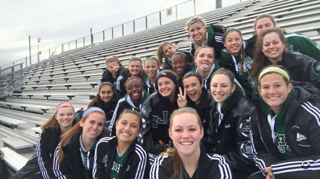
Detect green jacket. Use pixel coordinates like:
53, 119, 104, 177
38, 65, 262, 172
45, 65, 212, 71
283, 31, 320, 61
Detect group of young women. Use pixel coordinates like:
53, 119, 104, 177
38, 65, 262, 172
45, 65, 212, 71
13, 13, 320, 179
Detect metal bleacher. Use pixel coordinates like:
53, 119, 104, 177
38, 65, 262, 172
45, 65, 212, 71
1, 0, 320, 173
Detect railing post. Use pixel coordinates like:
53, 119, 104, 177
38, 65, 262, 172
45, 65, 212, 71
145, 16, 148, 29
122, 24, 124, 36
68, 42, 70, 50
90, 28, 93, 44
111, 28, 114, 39
83, 37, 85, 47
133, 20, 135, 33
103, 31, 105, 41
76, 40, 78, 48
25, 57, 28, 67
159, 11, 162, 25
49, 49, 51, 58
176, 5, 178, 20
62, 44, 64, 52
194, 0, 196, 15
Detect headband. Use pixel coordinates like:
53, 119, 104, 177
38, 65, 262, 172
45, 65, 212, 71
187, 18, 205, 28
82, 107, 106, 119
129, 57, 142, 63
259, 67, 290, 81
223, 29, 242, 42
156, 71, 177, 84
106, 57, 120, 63
56, 103, 75, 112
171, 51, 187, 60
144, 57, 159, 65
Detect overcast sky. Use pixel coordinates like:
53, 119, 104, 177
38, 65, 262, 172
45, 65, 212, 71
0, 0, 243, 68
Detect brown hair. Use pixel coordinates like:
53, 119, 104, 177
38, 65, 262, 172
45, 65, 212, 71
117, 110, 143, 130
105, 56, 124, 68
250, 28, 289, 78
57, 110, 106, 164
211, 68, 235, 86
253, 14, 276, 33
128, 57, 144, 76
223, 30, 246, 74
87, 82, 115, 108
156, 42, 175, 67
168, 108, 202, 179
40, 102, 75, 132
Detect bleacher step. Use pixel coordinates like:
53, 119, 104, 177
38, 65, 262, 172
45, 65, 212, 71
2, 137, 33, 154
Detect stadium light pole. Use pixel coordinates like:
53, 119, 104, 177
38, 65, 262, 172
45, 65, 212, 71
37, 38, 41, 62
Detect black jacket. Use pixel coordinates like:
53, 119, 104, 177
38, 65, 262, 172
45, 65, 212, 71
101, 66, 127, 95
108, 91, 149, 136
36, 127, 61, 179
263, 53, 320, 88
89, 91, 123, 122
52, 129, 108, 179
149, 147, 232, 179
190, 25, 229, 59
250, 87, 320, 178
203, 90, 257, 178
92, 136, 150, 179
140, 92, 179, 155
186, 88, 214, 133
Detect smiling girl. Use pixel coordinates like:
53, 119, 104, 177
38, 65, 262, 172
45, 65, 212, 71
178, 72, 214, 134
250, 28, 320, 88
108, 77, 149, 136
101, 56, 127, 94
249, 66, 320, 179
157, 42, 194, 70
141, 70, 179, 155
17, 103, 76, 179
202, 68, 256, 178
246, 14, 320, 61
52, 107, 107, 179
93, 110, 150, 179
186, 16, 229, 59
143, 57, 160, 94
88, 82, 123, 123
219, 28, 254, 99
150, 107, 232, 179
171, 50, 195, 82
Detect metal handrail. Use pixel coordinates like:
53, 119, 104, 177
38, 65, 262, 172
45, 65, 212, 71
1, 0, 198, 73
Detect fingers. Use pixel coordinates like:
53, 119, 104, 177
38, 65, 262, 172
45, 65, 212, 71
184, 87, 187, 98
179, 87, 183, 96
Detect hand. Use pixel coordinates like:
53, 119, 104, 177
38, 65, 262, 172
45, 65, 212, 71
177, 87, 187, 108
0, 149, 4, 156
264, 166, 274, 179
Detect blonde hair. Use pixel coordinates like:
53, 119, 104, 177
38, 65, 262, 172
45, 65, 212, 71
40, 102, 74, 132
185, 16, 207, 32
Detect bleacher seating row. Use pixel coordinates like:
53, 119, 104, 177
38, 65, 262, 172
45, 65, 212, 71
1, 0, 320, 173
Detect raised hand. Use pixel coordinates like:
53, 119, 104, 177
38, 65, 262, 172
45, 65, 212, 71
177, 87, 188, 108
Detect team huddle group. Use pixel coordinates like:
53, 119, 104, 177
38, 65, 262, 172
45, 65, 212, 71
11, 14, 320, 179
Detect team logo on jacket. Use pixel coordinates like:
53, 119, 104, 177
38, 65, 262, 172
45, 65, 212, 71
296, 133, 307, 142
240, 141, 253, 159
239, 119, 251, 137
102, 154, 108, 168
